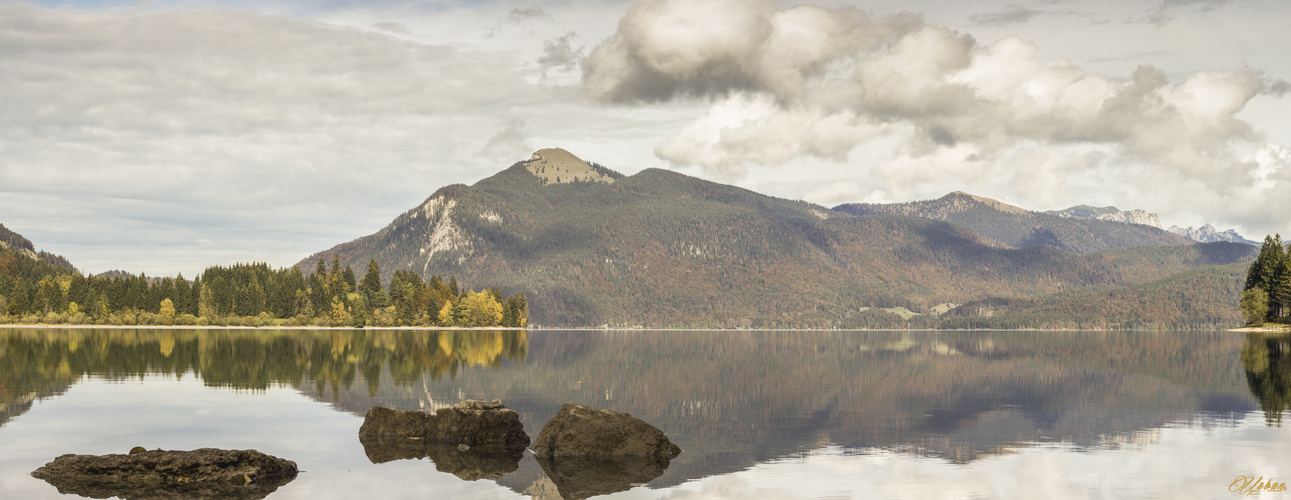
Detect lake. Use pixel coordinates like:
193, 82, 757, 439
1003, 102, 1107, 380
0, 328, 1287, 499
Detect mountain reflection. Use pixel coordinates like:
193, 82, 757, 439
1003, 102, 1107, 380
1242, 332, 1291, 425
0, 328, 1263, 498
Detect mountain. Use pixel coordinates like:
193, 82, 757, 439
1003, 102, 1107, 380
0, 223, 37, 258
1167, 224, 1258, 245
297, 149, 1255, 328
1045, 205, 1257, 245
0, 223, 75, 271
833, 192, 1191, 254
1045, 205, 1163, 227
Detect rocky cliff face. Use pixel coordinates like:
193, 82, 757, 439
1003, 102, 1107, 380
1046, 205, 1162, 228
1048, 206, 1256, 245
1093, 209, 1161, 228
1167, 224, 1257, 245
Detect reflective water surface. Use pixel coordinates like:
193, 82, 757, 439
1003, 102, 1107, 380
0, 328, 1287, 499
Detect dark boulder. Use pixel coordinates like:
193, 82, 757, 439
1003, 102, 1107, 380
531, 403, 680, 460
358, 400, 530, 452
30, 448, 297, 500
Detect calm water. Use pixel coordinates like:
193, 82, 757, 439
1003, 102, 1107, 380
0, 328, 1287, 499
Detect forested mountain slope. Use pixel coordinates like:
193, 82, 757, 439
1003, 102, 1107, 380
834, 192, 1192, 254
298, 149, 1254, 328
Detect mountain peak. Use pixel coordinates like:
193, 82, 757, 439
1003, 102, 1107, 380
942, 191, 1029, 215
523, 148, 616, 185
1044, 205, 1162, 228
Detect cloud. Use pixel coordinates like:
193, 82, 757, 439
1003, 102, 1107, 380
504, 6, 552, 25
583, 0, 922, 103
1143, 0, 1240, 25
538, 31, 584, 76
371, 21, 409, 34
479, 120, 531, 162
584, 0, 1291, 235
0, 4, 559, 274
656, 93, 885, 177
969, 5, 1046, 27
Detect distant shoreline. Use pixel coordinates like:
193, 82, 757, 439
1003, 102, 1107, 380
0, 324, 1257, 332
0, 323, 524, 331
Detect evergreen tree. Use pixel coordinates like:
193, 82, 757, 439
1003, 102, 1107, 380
68, 273, 89, 307
1242, 288, 1270, 326
342, 266, 357, 294
308, 273, 328, 317
1245, 234, 1288, 320
9, 276, 29, 315
427, 292, 446, 326
448, 275, 460, 300
1277, 258, 1291, 321
174, 274, 192, 317
361, 259, 382, 296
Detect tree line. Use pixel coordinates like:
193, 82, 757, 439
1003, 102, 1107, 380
0, 249, 527, 328
1241, 234, 1291, 326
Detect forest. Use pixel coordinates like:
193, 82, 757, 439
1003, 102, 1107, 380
0, 242, 527, 328
1240, 234, 1291, 326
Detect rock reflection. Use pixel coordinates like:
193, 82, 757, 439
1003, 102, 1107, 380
358, 435, 523, 481
535, 456, 671, 500
35, 475, 294, 500
1242, 332, 1291, 425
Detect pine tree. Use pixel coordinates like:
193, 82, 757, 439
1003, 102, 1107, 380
174, 274, 192, 317
427, 292, 446, 326
1245, 234, 1287, 320
1277, 258, 1291, 322
361, 259, 382, 296
308, 273, 328, 317
342, 266, 357, 294
68, 273, 89, 307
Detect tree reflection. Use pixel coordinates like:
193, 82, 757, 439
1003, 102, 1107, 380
0, 328, 527, 426
1242, 333, 1291, 425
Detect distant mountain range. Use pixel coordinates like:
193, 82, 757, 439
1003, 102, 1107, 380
298, 148, 1257, 329
1164, 224, 1257, 245
834, 193, 1191, 254
1043, 205, 1256, 245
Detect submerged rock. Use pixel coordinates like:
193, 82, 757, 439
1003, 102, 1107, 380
30, 448, 298, 500
358, 400, 530, 452
531, 403, 681, 460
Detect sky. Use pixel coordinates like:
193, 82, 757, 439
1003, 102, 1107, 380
2, 0, 1290, 277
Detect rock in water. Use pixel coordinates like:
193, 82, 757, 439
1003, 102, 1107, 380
358, 400, 530, 452
531, 403, 680, 499
30, 448, 297, 500
531, 403, 680, 460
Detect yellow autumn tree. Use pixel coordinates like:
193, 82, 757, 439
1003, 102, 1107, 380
330, 296, 351, 326
438, 301, 455, 326
462, 290, 503, 327
159, 298, 176, 324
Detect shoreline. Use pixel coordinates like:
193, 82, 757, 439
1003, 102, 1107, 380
1225, 324, 1291, 333
0, 323, 1259, 333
